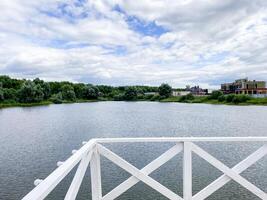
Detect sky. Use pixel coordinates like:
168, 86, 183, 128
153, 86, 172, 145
0, 0, 267, 88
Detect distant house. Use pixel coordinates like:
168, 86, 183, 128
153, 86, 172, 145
189, 86, 208, 96
221, 78, 267, 97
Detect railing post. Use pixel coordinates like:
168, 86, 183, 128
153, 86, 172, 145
90, 145, 102, 200
183, 142, 192, 200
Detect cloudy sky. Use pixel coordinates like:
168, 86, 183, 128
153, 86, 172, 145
0, 0, 267, 88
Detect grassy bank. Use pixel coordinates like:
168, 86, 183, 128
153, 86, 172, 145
161, 96, 267, 105
0, 99, 102, 109
0, 101, 52, 109
1, 96, 267, 109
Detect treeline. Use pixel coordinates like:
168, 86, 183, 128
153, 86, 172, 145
162, 90, 263, 105
0, 75, 172, 104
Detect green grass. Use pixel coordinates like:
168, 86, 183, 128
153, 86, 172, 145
1, 96, 267, 109
245, 98, 267, 105
160, 96, 181, 102
0, 101, 52, 109
0, 98, 108, 109
160, 96, 267, 106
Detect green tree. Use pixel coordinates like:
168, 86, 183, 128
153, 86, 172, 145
33, 78, 51, 99
17, 81, 44, 103
0, 75, 23, 89
180, 93, 194, 102
3, 88, 17, 101
232, 95, 251, 104
83, 85, 99, 99
42, 82, 51, 99
61, 85, 76, 101
97, 85, 113, 97
158, 83, 172, 98
124, 86, 138, 100
0, 83, 4, 102
50, 92, 63, 104
225, 94, 235, 103
218, 95, 226, 102
73, 83, 86, 99
209, 91, 223, 100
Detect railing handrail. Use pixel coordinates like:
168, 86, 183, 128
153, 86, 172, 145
22, 137, 267, 200
95, 136, 267, 143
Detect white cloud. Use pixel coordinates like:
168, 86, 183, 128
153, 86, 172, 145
0, 0, 267, 88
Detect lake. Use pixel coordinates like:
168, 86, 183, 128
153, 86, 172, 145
0, 102, 267, 200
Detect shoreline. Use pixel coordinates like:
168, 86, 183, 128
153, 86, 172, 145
1, 98, 267, 109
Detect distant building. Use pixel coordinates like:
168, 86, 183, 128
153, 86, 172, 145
144, 92, 158, 96
172, 91, 191, 96
189, 86, 208, 96
221, 78, 267, 96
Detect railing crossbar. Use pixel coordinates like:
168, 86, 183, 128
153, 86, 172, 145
193, 144, 267, 200
192, 143, 267, 200
22, 137, 267, 200
102, 143, 183, 200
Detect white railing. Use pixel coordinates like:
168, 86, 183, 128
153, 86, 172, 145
22, 137, 267, 200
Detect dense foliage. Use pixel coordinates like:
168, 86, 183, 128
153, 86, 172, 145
158, 83, 172, 98
0, 75, 265, 107
0, 75, 160, 104
206, 90, 252, 104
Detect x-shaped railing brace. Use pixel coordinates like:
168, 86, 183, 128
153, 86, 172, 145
97, 143, 267, 200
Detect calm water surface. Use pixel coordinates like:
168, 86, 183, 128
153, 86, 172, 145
0, 102, 267, 200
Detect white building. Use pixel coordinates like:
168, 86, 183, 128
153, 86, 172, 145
172, 91, 191, 96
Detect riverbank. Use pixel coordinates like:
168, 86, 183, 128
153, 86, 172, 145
0, 99, 100, 109
161, 96, 267, 105
1, 96, 267, 109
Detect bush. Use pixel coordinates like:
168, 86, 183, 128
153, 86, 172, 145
225, 94, 235, 103
158, 83, 172, 98
113, 94, 124, 101
144, 94, 154, 100
232, 95, 251, 104
50, 92, 63, 104
180, 94, 194, 102
151, 94, 161, 101
218, 95, 226, 102
209, 91, 223, 100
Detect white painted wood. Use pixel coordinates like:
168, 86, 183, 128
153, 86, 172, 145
96, 137, 267, 143
64, 151, 93, 200
183, 142, 192, 200
57, 161, 64, 167
34, 179, 43, 186
90, 147, 102, 200
102, 143, 183, 200
22, 137, 267, 200
22, 139, 96, 200
191, 143, 267, 200
97, 144, 183, 200
72, 150, 77, 154
193, 144, 267, 200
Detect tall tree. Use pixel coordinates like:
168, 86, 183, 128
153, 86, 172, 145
124, 86, 138, 100
158, 83, 172, 98
61, 85, 76, 101
17, 81, 44, 103
0, 83, 4, 102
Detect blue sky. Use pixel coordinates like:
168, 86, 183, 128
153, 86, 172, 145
0, 0, 267, 88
